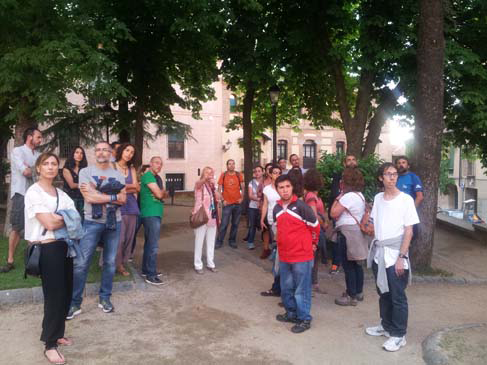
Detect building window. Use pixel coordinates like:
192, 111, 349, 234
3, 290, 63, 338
166, 173, 185, 192
59, 131, 80, 159
448, 147, 455, 175
277, 140, 288, 160
336, 141, 345, 154
230, 94, 237, 113
303, 140, 317, 169
168, 133, 184, 159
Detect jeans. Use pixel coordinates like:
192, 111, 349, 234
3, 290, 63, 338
216, 204, 242, 247
246, 207, 260, 245
141, 216, 161, 278
338, 232, 364, 297
280, 260, 313, 321
72, 220, 121, 307
372, 262, 409, 337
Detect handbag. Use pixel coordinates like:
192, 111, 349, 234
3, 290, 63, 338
344, 193, 374, 237
190, 185, 209, 229
24, 188, 59, 278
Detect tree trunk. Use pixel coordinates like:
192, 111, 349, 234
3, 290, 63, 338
134, 105, 145, 167
242, 84, 255, 207
411, 0, 445, 269
362, 85, 398, 157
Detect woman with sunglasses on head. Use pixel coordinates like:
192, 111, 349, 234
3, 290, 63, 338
62, 146, 87, 218
25, 152, 79, 365
113, 143, 140, 277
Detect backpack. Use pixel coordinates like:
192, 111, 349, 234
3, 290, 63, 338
221, 171, 242, 193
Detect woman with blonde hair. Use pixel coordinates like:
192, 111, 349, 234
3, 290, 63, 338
25, 152, 80, 364
192, 166, 220, 274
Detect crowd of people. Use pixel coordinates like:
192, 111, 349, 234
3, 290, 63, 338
1, 126, 424, 363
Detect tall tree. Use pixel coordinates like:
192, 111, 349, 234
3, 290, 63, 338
277, 0, 416, 157
80, 0, 223, 166
411, 0, 445, 269
219, 0, 282, 187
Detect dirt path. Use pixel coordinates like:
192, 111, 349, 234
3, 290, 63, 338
1, 206, 487, 364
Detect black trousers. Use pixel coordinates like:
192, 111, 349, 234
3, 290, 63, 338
39, 241, 73, 349
338, 232, 364, 297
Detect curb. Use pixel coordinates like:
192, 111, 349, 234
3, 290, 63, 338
0, 263, 147, 306
422, 323, 487, 365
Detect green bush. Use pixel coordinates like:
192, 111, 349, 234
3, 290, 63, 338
316, 152, 384, 204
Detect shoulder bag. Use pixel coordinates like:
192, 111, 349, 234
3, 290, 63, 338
24, 188, 59, 278
344, 192, 374, 237
190, 185, 209, 229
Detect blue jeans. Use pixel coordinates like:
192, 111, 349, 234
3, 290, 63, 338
141, 216, 161, 278
72, 220, 121, 307
216, 204, 242, 247
279, 260, 313, 321
372, 262, 409, 337
246, 207, 260, 245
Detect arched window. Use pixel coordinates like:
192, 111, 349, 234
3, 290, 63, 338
303, 140, 317, 169
230, 94, 237, 113
277, 140, 288, 160
336, 141, 345, 154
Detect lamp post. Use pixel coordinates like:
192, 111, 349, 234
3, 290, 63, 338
269, 85, 280, 164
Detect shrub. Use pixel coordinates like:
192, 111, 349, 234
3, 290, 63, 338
316, 152, 383, 203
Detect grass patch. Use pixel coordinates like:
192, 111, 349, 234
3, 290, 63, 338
0, 236, 132, 291
414, 266, 454, 277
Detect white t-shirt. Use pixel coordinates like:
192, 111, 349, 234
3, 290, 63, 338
248, 179, 260, 209
336, 192, 365, 227
371, 191, 420, 268
24, 183, 75, 242
263, 185, 280, 225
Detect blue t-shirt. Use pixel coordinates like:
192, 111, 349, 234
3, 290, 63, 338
397, 172, 423, 200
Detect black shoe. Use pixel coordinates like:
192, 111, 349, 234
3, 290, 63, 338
145, 277, 167, 286
229, 243, 237, 249
261, 289, 280, 297
215, 244, 223, 249
276, 313, 298, 323
0, 262, 14, 273
291, 320, 311, 333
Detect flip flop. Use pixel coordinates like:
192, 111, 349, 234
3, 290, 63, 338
44, 348, 66, 365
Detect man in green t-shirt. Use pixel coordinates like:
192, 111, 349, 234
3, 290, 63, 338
140, 156, 167, 285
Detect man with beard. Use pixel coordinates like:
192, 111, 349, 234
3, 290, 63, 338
1, 127, 42, 273
394, 156, 423, 208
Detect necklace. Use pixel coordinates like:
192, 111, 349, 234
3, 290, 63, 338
116, 162, 128, 176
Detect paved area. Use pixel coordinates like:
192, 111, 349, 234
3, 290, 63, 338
1, 205, 487, 364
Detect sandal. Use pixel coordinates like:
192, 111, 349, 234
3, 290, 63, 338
57, 337, 73, 346
117, 265, 130, 277
44, 348, 66, 365
260, 289, 280, 297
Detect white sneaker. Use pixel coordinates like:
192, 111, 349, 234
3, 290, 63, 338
365, 324, 390, 337
382, 336, 406, 352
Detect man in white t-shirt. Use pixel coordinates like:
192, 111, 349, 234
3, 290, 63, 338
365, 163, 419, 352
1, 127, 42, 273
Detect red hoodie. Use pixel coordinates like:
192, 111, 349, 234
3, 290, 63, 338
273, 195, 320, 263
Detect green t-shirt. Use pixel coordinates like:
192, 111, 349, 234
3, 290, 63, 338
140, 171, 164, 218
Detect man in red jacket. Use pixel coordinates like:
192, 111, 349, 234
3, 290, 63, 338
273, 175, 320, 333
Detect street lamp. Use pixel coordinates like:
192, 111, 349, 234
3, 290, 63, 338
269, 85, 280, 163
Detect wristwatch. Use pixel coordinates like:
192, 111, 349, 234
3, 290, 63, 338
399, 253, 408, 259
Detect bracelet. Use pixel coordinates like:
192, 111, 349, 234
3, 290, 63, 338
399, 253, 408, 259
110, 194, 117, 202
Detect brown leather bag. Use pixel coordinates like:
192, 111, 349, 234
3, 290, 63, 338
190, 186, 209, 229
